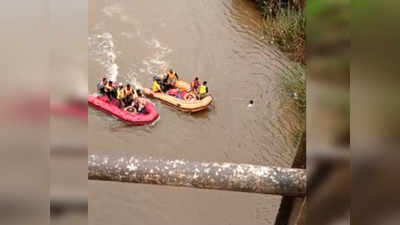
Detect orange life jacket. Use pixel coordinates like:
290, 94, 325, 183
125, 87, 133, 96
105, 83, 113, 92
168, 71, 176, 79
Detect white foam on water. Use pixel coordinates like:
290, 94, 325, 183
140, 38, 172, 76
121, 32, 134, 39
89, 32, 119, 81
89, 32, 172, 91
101, 3, 124, 18
125, 69, 143, 90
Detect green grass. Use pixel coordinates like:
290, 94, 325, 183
261, 8, 305, 64
282, 64, 306, 116
292, 128, 304, 147
250, 0, 305, 64
253, 0, 305, 15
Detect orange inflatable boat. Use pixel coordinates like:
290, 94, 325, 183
143, 80, 213, 112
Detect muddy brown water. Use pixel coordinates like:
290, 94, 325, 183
89, 0, 302, 224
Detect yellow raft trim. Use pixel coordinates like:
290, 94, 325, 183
143, 81, 213, 112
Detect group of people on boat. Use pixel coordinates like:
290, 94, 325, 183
97, 78, 147, 114
152, 69, 209, 101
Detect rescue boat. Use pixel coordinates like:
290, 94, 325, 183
143, 80, 213, 112
88, 94, 159, 125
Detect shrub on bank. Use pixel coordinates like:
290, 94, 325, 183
262, 8, 305, 64
252, 1, 306, 116
252, 0, 305, 64
253, 0, 305, 16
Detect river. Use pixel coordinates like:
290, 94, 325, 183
88, 0, 302, 224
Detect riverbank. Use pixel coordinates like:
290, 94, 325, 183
251, 0, 306, 144
282, 65, 305, 146
257, 1, 305, 117
262, 9, 305, 64
254, 0, 305, 64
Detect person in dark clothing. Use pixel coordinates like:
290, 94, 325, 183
162, 75, 169, 92
124, 92, 133, 107
163, 69, 179, 91
104, 80, 114, 101
136, 91, 147, 114
124, 101, 137, 113
124, 84, 135, 106
190, 77, 200, 93
97, 77, 107, 95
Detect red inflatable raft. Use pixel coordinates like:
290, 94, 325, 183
88, 94, 159, 125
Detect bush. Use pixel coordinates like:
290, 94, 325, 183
262, 8, 305, 64
253, 0, 305, 16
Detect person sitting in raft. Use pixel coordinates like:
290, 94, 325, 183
116, 83, 126, 108
198, 81, 209, 99
125, 84, 134, 96
161, 75, 169, 92
125, 92, 134, 108
135, 91, 147, 114
124, 101, 137, 113
124, 84, 134, 106
153, 76, 162, 93
184, 91, 196, 102
104, 80, 115, 101
190, 77, 200, 94
97, 77, 107, 95
132, 89, 142, 110
164, 69, 179, 91
152, 75, 163, 91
